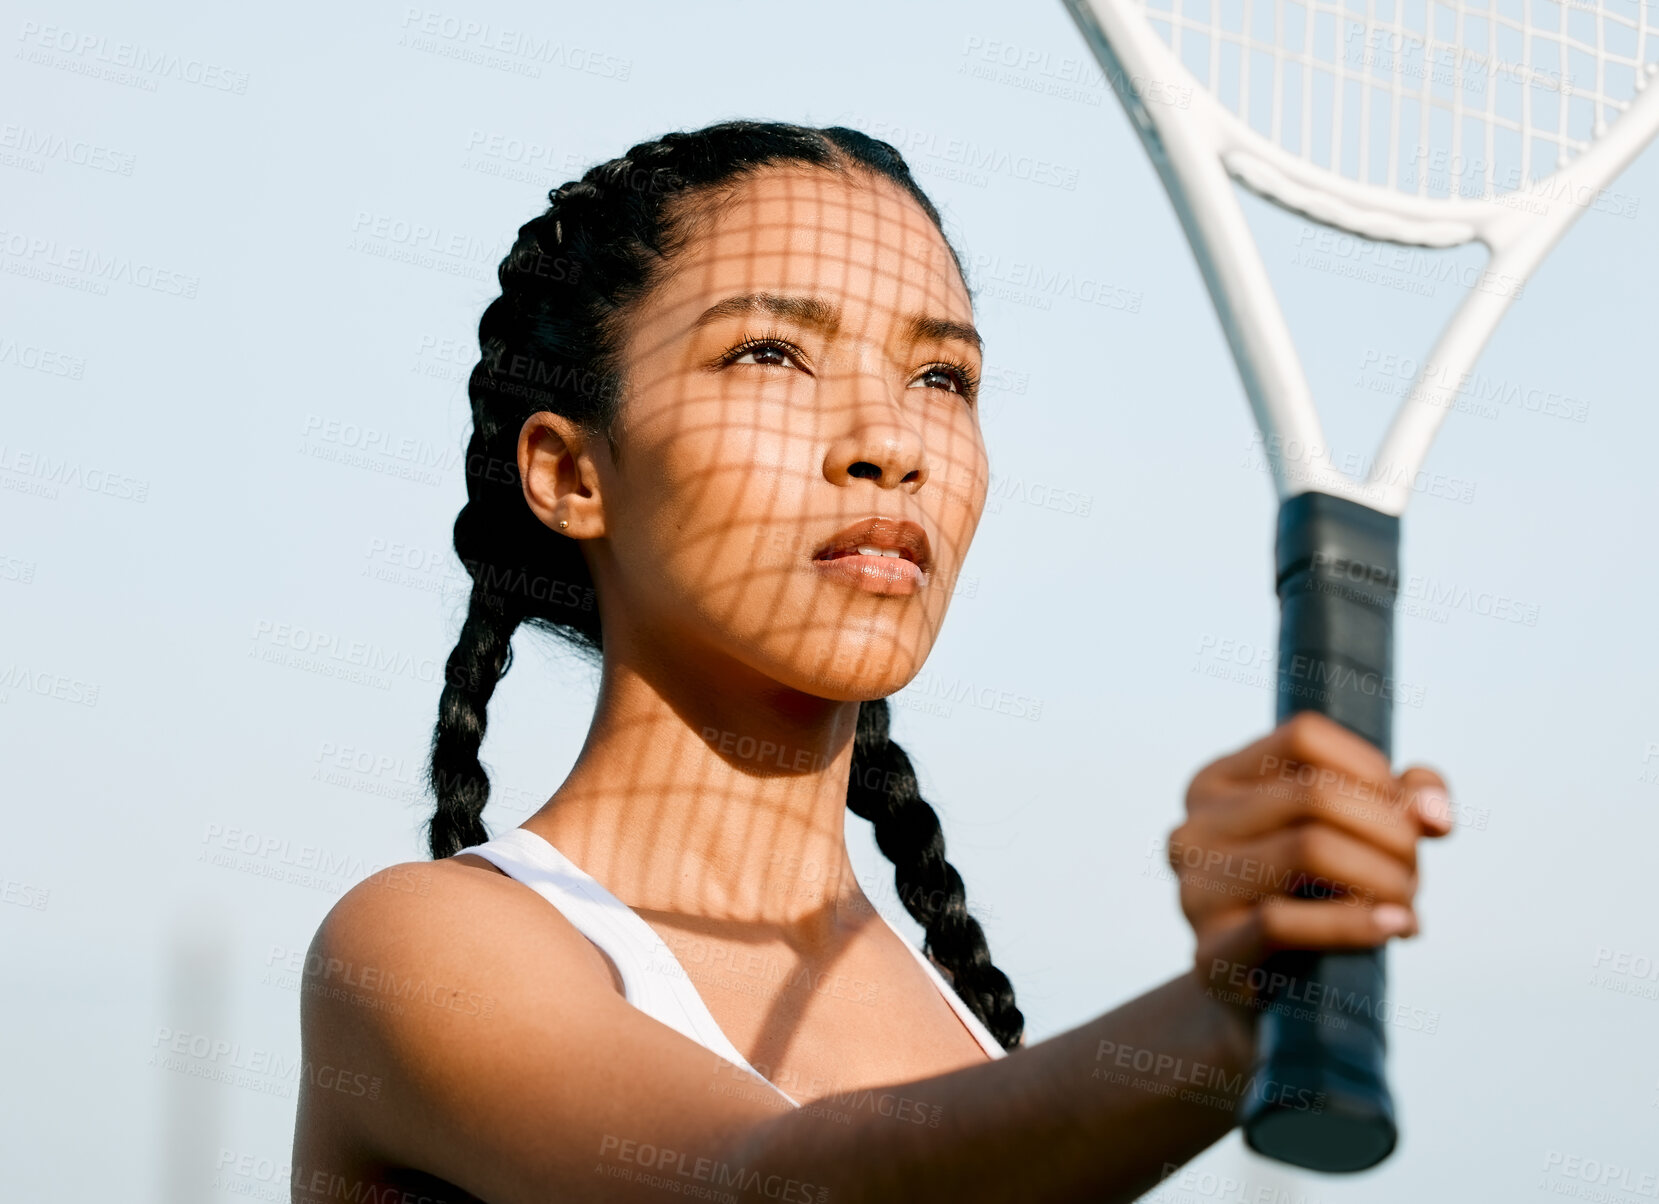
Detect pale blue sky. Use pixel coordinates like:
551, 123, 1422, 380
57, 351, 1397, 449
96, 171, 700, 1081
3, 2, 1656, 1200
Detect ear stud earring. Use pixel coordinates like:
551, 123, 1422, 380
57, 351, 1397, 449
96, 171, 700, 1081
558, 520, 569, 529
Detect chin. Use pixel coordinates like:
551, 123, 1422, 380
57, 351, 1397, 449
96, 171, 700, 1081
774, 636, 930, 702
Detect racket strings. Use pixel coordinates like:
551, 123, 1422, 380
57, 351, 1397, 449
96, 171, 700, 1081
1138, 0, 1659, 198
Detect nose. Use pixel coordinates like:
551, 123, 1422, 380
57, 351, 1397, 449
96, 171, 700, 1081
821, 368, 929, 491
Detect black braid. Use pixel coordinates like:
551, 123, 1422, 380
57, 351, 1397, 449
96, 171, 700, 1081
426, 573, 520, 859
426, 120, 1019, 1045
847, 698, 1025, 1052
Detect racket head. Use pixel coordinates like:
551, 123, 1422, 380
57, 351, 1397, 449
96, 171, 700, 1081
1063, 0, 1659, 515
1112, 0, 1659, 225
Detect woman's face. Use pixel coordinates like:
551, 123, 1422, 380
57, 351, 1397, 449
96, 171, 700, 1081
566, 166, 989, 700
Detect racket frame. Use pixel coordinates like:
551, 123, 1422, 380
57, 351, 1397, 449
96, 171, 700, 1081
1060, 0, 1659, 1170
1061, 0, 1659, 516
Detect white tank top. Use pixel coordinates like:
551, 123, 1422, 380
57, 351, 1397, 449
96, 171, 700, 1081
458, 826, 1007, 1106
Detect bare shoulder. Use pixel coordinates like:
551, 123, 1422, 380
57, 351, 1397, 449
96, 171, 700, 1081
300, 853, 617, 1050
293, 853, 794, 1203
293, 855, 621, 1184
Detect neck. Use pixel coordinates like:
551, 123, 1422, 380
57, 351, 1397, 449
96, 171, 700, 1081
522, 631, 877, 946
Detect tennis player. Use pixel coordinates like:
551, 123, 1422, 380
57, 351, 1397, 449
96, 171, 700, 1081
291, 119, 1452, 1204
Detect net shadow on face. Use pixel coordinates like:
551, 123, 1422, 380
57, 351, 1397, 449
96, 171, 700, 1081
494, 162, 1001, 1066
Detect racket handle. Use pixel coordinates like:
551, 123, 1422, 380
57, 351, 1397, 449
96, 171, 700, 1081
1237, 490, 1402, 1173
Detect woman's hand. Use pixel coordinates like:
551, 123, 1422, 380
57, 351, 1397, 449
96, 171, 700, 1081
1169, 711, 1455, 1014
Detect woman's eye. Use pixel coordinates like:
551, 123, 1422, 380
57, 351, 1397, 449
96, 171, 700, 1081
914, 366, 970, 397
725, 342, 973, 402
730, 341, 797, 368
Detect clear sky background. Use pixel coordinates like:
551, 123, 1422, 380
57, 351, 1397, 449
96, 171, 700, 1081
3, 1, 1656, 1201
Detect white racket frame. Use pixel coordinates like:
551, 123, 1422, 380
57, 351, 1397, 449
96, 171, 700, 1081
1063, 0, 1659, 516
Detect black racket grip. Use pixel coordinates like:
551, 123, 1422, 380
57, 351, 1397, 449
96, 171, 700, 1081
1237, 491, 1402, 1173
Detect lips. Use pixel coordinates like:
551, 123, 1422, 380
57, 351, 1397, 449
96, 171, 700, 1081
811, 516, 933, 575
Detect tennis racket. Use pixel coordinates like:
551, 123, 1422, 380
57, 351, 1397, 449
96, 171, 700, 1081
1060, 0, 1659, 1173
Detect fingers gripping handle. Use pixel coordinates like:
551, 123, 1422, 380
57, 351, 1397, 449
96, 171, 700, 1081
1238, 491, 1402, 1173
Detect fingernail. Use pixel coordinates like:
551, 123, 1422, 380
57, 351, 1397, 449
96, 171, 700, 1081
1417, 788, 1453, 832
1372, 904, 1414, 936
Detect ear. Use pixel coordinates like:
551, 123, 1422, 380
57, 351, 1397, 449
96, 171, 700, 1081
518, 413, 609, 538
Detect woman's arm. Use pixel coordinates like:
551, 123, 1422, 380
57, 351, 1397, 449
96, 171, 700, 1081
297, 711, 1448, 1204
740, 711, 1452, 1202
734, 967, 1255, 1203
298, 861, 1247, 1204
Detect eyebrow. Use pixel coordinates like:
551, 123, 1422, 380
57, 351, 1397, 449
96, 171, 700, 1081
692, 291, 983, 352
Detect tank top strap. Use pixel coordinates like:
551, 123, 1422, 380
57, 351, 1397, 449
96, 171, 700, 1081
461, 827, 1007, 1103
458, 827, 800, 1106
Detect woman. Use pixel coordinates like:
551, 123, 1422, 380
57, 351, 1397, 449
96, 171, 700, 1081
292, 120, 1452, 1203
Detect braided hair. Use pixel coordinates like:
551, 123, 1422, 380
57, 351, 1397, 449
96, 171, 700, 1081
426, 119, 1023, 1051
